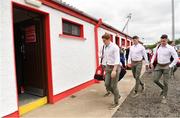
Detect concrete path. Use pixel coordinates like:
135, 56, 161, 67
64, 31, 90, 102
22, 71, 135, 118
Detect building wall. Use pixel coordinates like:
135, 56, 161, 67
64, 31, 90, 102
98, 27, 117, 52
0, 0, 131, 117
0, 0, 18, 117
46, 6, 96, 95
0, 0, 96, 117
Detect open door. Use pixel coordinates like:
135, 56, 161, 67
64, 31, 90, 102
14, 8, 47, 97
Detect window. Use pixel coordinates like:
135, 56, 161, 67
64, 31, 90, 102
110, 34, 113, 42
62, 18, 83, 37
115, 36, 120, 46
127, 40, 130, 46
122, 38, 125, 46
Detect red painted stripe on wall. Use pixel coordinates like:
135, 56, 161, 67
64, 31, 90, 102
3, 111, 19, 118
53, 80, 95, 103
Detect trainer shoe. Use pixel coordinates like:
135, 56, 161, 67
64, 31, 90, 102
160, 91, 163, 96
141, 83, 145, 92
108, 103, 119, 109
104, 91, 111, 97
161, 96, 167, 104
132, 91, 139, 97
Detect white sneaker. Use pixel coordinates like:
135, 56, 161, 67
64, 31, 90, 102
161, 96, 167, 104
132, 92, 139, 97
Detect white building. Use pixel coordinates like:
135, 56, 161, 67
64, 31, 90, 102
0, 0, 132, 117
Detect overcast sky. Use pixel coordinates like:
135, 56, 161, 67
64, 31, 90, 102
64, 0, 180, 44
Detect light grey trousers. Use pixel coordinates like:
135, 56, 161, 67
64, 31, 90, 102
154, 64, 170, 97
131, 62, 143, 92
105, 66, 120, 104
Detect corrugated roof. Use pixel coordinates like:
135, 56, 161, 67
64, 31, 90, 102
52, 0, 132, 38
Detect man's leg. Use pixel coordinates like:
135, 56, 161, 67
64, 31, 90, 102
160, 68, 170, 104
104, 68, 112, 95
162, 68, 170, 97
132, 64, 139, 92
131, 64, 136, 79
131, 64, 139, 97
172, 65, 177, 79
109, 69, 120, 109
111, 69, 120, 104
132, 62, 143, 93
102, 65, 111, 96
135, 62, 143, 89
154, 69, 163, 92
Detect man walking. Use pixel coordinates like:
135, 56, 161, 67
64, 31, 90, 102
169, 41, 178, 79
128, 36, 149, 97
101, 33, 121, 108
151, 34, 178, 104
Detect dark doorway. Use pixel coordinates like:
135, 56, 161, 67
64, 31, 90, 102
115, 36, 120, 46
13, 6, 47, 106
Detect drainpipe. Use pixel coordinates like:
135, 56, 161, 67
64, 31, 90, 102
94, 18, 102, 67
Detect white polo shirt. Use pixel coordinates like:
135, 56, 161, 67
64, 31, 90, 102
100, 42, 120, 66
151, 44, 178, 68
128, 43, 149, 65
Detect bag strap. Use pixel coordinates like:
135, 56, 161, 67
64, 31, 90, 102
100, 46, 104, 64
155, 44, 161, 58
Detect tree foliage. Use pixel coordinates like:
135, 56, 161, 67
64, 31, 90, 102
146, 38, 180, 49
175, 38, 180, 45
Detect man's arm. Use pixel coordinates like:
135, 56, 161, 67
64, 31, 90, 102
127, 48, 132, 65
169, 47, 178, 68
113, 46, 120, 71
142, 46, 149, 65
150, 45, 159, 64
99, 46, 103, 58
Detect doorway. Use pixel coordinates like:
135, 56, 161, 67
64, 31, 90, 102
12, 3, 51, 115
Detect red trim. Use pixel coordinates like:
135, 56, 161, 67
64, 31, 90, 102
62, 18, 84, 38
94, 19, 102, 67
12, 1, 53, 106
110, 34, 113, 42
3, 111, 19, 118
38, 0, 132, 40
59, 34, 86, 40
39, 0, 97, 25
13, 1, 49, 14
62, 17, 83, 27
44, 14, 54, 104
53, 80, 95, 103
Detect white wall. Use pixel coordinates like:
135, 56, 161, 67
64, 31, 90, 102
0, 0, 97, 116
46, 7, 96, 95
0, 0, 18, 117
97, 28, 118, 64
14, 0, 96, 95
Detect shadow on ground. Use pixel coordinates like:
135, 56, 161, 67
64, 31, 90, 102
113, 68, 180, 117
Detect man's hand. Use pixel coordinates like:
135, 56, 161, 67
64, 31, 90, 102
127, 64, 132, 68
111, 70, 117, 79
150, 63, 154, 69
169, 65, 173, 68
145, 65, 149, 71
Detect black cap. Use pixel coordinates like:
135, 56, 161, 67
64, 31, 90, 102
161, 34, 168, 39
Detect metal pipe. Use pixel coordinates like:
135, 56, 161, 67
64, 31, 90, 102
172, 0, 175, 40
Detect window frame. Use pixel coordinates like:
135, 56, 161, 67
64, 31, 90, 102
61, 18, 84, 39
121, 38, 126, 46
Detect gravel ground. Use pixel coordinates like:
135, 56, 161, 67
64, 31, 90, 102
113, 68, 180, 117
